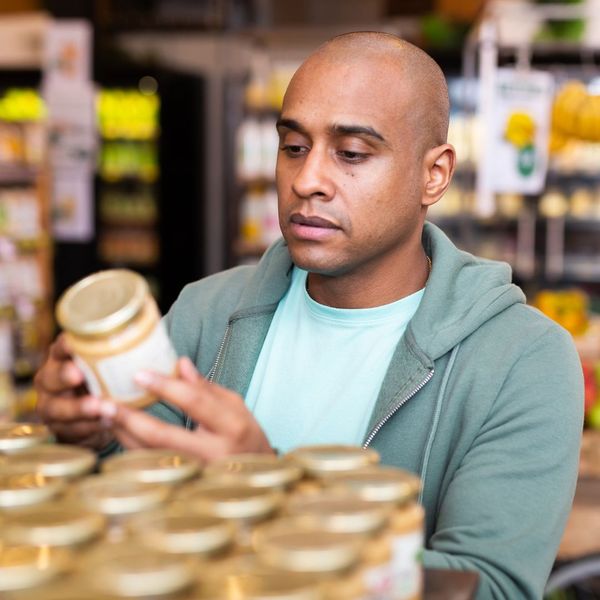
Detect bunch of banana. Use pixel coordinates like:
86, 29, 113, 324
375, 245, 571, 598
552, 80, 600, 142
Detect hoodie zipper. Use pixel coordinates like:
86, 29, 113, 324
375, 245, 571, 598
363, 369, 434, 448
185, 323, 231, 430
207, 323, 232, 383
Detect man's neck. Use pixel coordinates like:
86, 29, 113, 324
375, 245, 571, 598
306, 248, 430, 309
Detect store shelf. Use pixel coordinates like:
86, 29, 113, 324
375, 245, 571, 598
0, 164, 39, 184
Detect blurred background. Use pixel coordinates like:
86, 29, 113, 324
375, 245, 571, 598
1, 2, 600, 409
2, 1, 600, 592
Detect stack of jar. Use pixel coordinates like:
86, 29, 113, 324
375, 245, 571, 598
0, 421, 424, 600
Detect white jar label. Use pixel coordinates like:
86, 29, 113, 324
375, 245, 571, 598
94, 321, 178, 402
73, 355, 103, 398
363, 561, 395, 600
391, 530, 424, 599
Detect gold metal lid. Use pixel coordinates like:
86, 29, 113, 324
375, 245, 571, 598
102, 449, 201, 484
198, 571, 322, 600
285, 445, 380, 477
129, 511, 234, 555
9, 444, 96, 479
0, 542, 72, 591
0, 423, 51, 454
203, 454, 302, 489
56, 269, 148, 337
196, 554, 322, 600
84, 545, 195, 597
253, 521, 363, 574
178, 481, 283, 521
3, 502, 106, 547
73, 475, 171, 515
323, 466, 422, 504
285, 491, 391, 535
0, 471, 64, 509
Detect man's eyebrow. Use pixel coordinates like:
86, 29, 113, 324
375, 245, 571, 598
331, 124, 386, 143
276, 118, 306, 134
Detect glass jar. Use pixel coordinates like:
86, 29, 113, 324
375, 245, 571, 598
0, 469, 64, 510
323, 466, 424, 600
3, 501, 106, 548
0, 423, 51, 454
284, 491, 395, 600
0, 541, 72, 592
102, 449, 201, 485
70, 474, 171, 543
56, 269, 178, 408
79, 542, 195, 598
203, 453, 302, 491
285, 446, 380, 478
176, 480, 283, 552
7, 444, 96, 480
128, 508, 235, 558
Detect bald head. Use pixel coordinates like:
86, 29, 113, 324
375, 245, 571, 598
289, 32, 450, 154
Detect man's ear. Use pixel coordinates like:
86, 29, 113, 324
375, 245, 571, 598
422, 143, 456, 208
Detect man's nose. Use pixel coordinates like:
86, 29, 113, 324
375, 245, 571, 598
292, 148, 335, 200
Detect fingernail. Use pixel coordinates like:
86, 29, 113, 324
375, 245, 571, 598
134, 370, 155, 387
81, 397, 100, 416
99, 401, 117, 418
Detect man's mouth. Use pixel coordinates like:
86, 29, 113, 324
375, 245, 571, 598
290, 214, 338, 228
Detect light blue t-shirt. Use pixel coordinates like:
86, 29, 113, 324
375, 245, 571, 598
245, 267, 424, 453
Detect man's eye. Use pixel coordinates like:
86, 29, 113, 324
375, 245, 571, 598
339, 150, 368, 162
280, 145, 306, 157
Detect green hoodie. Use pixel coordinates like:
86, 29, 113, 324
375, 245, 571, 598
116, 222, 583, 599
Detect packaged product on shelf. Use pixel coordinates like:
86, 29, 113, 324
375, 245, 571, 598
237, 116, 263, 181
175, 480, 284, 551
0, 543, 72, 593
4, 444, 97, 480
0, 422, 51, 453
260, 116, 279, 179
2, 501, 106, 548
56, 269, 178, 408
102, 448, 201, 485
203, 453, 302, 491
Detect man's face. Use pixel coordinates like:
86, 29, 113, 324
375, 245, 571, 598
276, 56, 426, 279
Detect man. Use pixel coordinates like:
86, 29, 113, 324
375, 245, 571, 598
35, 32, 583, 598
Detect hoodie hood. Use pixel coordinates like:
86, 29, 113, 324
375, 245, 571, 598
414, 222, 526, 360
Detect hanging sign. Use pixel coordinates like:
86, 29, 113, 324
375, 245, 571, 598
483, 68, 554, 195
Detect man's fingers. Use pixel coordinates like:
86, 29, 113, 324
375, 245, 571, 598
178, 357, 202, 383
36, 358, 85, 394
102, 401, 223, 460
113, 426, 145, 450
38, 395, 102, 422
133, 370, 238, 435
47, 419, 106, 443
49, 334, 73, 361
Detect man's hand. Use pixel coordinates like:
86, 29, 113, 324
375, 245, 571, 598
99, 357, 275, 462
34, 335, 113, 450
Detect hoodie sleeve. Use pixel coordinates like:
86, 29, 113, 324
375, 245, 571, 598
423, 324, 583, 599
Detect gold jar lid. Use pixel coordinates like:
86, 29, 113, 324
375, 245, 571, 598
3, 502, 106, 547
253, 521, 363, 574
10, 444, 97, 479
204, 454, 302, 489
102, 449, 200, 484
56, 269, 148, 337
0, 542, 71, 591
285, 491, 391, 535
0, 471, 64, 509
84, 545, 194, 597
73, 475, 171, 515
129, 510, 234, 555
324, 466, 421, 505
285, 445, 380, 477
199, 571, 322, 600
0, 423, 51, 454
178, 481, 283, 521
